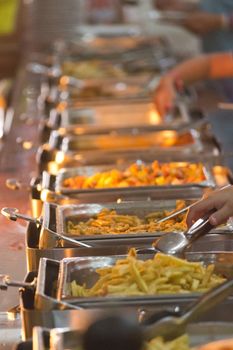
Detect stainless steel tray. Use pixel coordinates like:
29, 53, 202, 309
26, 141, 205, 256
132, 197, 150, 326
57, 252, 233, 307
58, 75, 155, 103
55, 199, 191, 239
47, 102, 194, 130
20, 264, 233, 339
39, 198, 191, 248
54, 129, 203, 154
55, 161, 216, 196
50, 323, 233, 350
26, 212, 233, 272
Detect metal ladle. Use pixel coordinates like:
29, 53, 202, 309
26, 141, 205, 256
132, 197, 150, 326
1, 207, 92, 248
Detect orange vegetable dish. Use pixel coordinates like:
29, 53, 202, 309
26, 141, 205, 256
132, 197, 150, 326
63, 161, 205, 190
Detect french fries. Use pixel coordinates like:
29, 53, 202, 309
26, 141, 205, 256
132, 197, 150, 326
146, 334, 190, 350
63, 161, 206, 190
67, 200, 187, 236
70, 249, 225, 298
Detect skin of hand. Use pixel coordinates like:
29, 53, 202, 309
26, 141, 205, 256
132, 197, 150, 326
182, 12, 224, 35
156, 0, 197, 11
153, 53, 233, 118
186, 185, 233, 227
154, 77, 177, 116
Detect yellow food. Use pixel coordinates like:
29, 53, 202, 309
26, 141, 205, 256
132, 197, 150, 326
67, 200, 187, 236
62, 60, 126, 79
70, 249, 225, 298
146, 334, 189, 350
63, 161, 205, 189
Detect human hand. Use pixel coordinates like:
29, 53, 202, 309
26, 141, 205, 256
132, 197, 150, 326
154, 77, 177, 117
156, 0, 179, 11
187, 185, 233, 227
182, 12, 224, 35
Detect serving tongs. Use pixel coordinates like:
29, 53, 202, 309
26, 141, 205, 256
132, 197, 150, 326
137, 211, 214, 256
156, 202, 194, 224
1, 207, 92, 249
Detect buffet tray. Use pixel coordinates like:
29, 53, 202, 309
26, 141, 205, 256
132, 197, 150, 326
20, 253, 233, 339
56, 199, 190, 237
55, 161, 215, 195
57, 252, 233, 307
50, 323, 233, 350
39, 199, 191, 248
19, 323, 233, 350
51, 129, 202, 153
26, 215, 233, 272
46, 102, 198, 132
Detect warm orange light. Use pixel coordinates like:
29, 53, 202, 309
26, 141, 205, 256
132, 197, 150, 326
148, 108, 161, 125
56, 101, 67, 112
60, 75, 70, 87
159, 130, 178, 147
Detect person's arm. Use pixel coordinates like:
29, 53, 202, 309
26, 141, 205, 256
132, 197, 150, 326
181, 12, 228, 35
154, 53, 233, 116
156, 0, 198, 12
186, 185, 233, 227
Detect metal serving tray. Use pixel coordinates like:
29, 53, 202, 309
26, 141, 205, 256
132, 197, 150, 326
57, 252, 233, 307
39, 199, 192, 249
46, 102, 197, 131
26, 212, 233, 272
50, 323, 233, 350
20, 258, 233, 339
55, 161, 216, 196
55, 199, 191, 239
53, 129, 203, 154
55, 75, 156, 105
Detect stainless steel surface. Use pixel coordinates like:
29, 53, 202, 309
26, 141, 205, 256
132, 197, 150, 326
52, 129, 202, 153
26, 231, 233, 273
46, 102, 193, 129
144, 278, 233, 341
0, 68, 38, 311
0, 312, 22, 350
57, 252, 233, 306
2, 206, 92, 249
49, 322, 233, 350
41, 199, 191, 247
153, 213, 214, 256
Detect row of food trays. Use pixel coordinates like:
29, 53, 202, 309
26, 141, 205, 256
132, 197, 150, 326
5, 35, 233, 350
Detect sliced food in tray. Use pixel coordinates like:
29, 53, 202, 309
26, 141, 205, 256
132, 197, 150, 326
56, 160, 215, 194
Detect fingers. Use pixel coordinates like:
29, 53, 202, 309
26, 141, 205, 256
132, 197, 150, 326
209, 204, 233, 226
187, 185, 233, 227
186, 197, 216, 227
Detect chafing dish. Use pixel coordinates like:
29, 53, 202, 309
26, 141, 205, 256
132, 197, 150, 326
49, 323, 233, 350
43, 102, 200, 135
57, 252, 233, 307
49, 128, 202, 153
37, 125, 223, 174
54, 161, 215, 196
16, 323, 233, 350
39, 199, 190, 249
20, 252, 233, 339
